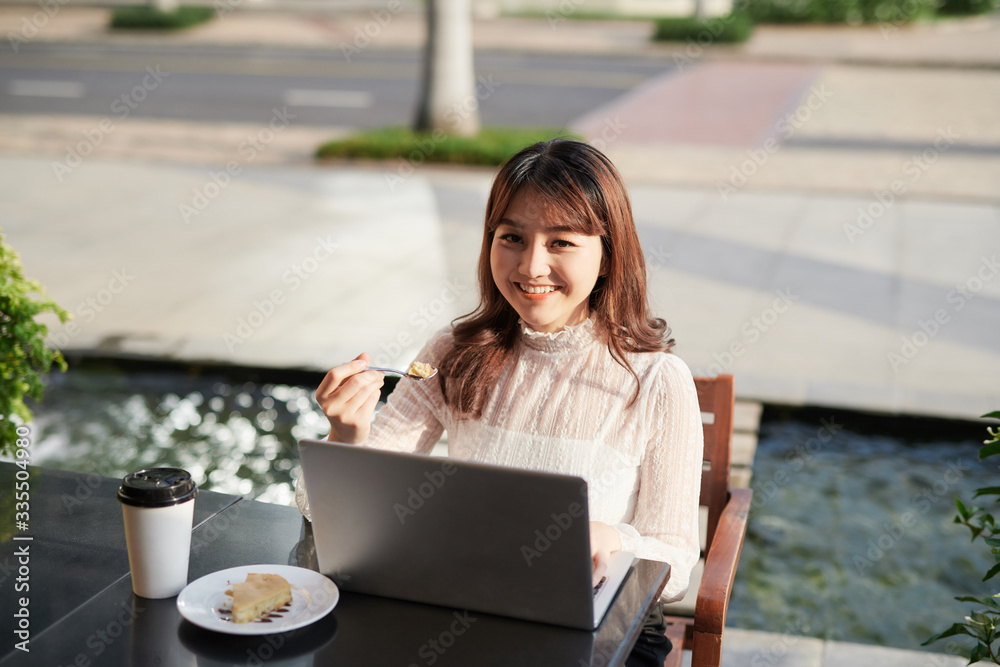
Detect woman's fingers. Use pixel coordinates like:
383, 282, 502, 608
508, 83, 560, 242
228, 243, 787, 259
316, 353, 384, 443
315, 353, 370, 402
589, 521, 619, 587
338, 371, 384, 415
592, 551, 609, 588
324, 371, 383, 421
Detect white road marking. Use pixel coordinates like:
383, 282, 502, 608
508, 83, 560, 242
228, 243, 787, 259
8, 80, 85, 98
283, 89, 373, 108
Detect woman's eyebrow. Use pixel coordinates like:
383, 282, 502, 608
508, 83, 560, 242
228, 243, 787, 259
497, 218, 578, 234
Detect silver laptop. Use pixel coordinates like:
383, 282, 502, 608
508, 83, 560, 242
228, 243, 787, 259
297, 439, 635, 631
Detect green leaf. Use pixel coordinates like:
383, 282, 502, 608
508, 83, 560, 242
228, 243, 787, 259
922, 622, 974, 645
957, 497, 973, 520
0, 230, 69, 457
956, 595, 1000, 611
985, 537, 1000, 548
981, 441, 1000, 460
973, 486, 1000, 499
983, 561, 1000, 582
968, 643, 992, 665
982, 411, 1000, 420
969, 643, 990, 663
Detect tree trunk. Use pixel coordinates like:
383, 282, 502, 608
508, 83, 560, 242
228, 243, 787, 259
414, 0, 480, 137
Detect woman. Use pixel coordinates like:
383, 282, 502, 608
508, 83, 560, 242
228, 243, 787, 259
310, 139, 703, 664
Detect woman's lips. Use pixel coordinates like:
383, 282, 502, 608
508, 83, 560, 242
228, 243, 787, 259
515, 283, 561, 300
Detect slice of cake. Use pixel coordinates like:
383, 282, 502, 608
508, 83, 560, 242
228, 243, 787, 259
407, 360, 436, 378
229, 573, 292, 623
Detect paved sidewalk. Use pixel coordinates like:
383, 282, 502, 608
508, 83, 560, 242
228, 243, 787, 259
713, 627, 975, 667
4, 157, 998, 422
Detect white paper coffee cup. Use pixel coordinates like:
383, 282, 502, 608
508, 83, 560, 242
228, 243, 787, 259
118, 468, 198, 599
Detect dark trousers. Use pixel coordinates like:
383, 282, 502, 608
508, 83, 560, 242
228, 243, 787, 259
625, 604, 672, 667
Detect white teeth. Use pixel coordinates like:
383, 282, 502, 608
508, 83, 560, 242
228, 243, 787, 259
518, 284, 557, 294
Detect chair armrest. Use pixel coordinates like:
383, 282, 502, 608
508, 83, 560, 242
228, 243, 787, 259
693, 488, 752, 637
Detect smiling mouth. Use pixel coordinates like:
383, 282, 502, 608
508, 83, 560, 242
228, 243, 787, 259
516, 283, 561, 295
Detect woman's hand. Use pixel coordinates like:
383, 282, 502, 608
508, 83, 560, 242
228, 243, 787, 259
589, 521, 622, 587
315, 353, 384, 444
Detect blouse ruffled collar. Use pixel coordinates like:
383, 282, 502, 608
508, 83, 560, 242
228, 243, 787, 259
519, 317, 600, 353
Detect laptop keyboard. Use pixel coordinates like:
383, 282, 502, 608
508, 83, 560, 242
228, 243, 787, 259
593, 576, 607, 598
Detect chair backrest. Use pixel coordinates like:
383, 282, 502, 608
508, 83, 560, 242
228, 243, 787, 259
693, 374, 735, 553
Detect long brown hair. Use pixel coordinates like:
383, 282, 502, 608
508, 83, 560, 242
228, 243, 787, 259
439, 139, 673, 416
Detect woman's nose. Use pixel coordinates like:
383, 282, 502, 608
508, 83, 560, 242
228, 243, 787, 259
520, 243, 550, 278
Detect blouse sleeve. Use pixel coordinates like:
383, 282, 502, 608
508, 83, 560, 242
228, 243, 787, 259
611, 353, 704, 603
363, 327, 453, 455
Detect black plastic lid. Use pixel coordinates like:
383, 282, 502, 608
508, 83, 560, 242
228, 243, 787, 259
117, 468, 198, 508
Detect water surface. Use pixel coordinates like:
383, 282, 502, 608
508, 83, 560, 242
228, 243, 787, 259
727, 409, 997, 653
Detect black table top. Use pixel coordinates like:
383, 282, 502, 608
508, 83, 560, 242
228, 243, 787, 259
0, 462, 669, 667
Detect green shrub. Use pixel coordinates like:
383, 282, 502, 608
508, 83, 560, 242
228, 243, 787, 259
653, 10, 755, 43
936, 0, 997, 14
315, 127, 584, 167
922, 412, 1000, 663
110, 5, 216, 31
745, 0, 937, 23
0, 232, 68, 457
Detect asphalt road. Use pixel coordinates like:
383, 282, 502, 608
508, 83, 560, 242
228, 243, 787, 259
0, 42, 675, 128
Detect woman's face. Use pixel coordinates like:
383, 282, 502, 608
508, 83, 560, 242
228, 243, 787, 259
490, 189, 605, 334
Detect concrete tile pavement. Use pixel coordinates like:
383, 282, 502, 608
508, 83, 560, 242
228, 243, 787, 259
580, 61, 1000, 200
4, 155, 998, 423
712, 627, 974, 667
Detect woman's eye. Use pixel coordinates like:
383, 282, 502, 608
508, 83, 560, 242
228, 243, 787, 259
499, 233, 522, 243
552, 239, 575, 248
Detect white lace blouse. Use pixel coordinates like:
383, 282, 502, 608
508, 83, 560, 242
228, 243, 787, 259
359, 318, 704, 603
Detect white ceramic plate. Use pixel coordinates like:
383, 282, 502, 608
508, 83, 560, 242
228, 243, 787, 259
177, 564, 339, 635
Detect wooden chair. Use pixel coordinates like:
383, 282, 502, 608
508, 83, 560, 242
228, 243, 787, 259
662, 374, 753, 667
